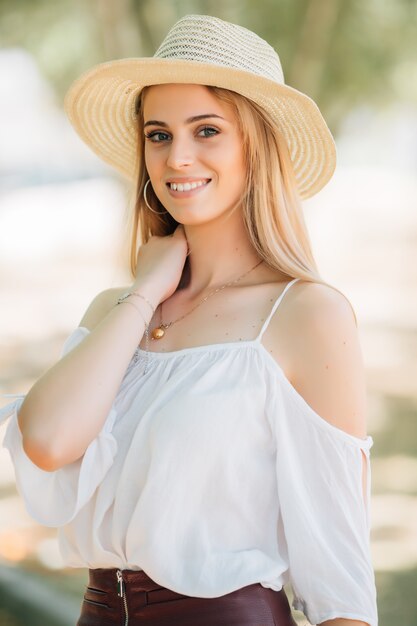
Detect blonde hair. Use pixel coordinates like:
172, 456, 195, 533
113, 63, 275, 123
124, 85, 357, 324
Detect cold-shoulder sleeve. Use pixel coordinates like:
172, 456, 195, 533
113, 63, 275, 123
0, 327, 117, 528
266, 366, 378, 626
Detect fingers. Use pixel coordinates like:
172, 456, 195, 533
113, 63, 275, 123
172, 225, 187, 243
172, 224, 184, 237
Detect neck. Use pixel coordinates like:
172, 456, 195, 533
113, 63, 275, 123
178, 215, 263, 297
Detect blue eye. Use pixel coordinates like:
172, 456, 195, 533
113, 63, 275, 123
144, 131, 170, 143
144, 126, 219, 143
198, 126, 219, 137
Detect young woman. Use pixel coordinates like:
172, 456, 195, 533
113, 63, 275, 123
1, 14, 378, 626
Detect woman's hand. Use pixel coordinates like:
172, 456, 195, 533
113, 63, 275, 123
132, 225, 189, 303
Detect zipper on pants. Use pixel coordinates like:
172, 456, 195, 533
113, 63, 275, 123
116, 569, 129, 625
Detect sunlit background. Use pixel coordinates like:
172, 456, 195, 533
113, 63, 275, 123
0, 1, 416, 625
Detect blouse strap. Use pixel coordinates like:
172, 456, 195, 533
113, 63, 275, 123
255, 278, 302, 343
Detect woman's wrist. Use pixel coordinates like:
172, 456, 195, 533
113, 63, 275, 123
117, 299, 149, 325
118, 290, 156, 316
129, 281, 161, 312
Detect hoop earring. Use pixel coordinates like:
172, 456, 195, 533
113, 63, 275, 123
143, 179, 167, 214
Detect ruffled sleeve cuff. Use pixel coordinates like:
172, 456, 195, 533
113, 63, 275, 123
0, 327, 118, 527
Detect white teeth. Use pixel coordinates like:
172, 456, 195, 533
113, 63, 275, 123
168, 180, 209, 192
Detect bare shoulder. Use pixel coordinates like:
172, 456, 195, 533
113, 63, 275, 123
284, 281, 361, 380
265, 280, 358, 363
78, 286, 131, 331
284, 280, 358, 330
268, 280, 368, 439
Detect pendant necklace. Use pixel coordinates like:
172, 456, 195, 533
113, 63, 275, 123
151, 259, 264, 340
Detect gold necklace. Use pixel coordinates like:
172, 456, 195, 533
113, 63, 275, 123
151, 259, 264, 340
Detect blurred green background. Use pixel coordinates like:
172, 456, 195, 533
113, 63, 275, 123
1, 1, 416, 625
2, 0, 417, 130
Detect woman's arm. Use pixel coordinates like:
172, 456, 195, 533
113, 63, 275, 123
267, 281, 374, 626
285, 282, 369, 441
317, 618, 369, 626
17, 226, 188, 472
281, 282, 369, 504
17, 282, 159, 471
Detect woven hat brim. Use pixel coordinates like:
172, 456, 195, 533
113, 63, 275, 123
64, 58, 336, 199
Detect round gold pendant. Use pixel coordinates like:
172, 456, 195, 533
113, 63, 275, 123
151, 327, 165, 340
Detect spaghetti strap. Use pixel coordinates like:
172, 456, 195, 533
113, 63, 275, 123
255, 277, 301, 342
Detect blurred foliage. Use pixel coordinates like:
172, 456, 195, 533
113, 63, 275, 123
0, 0, 416, 133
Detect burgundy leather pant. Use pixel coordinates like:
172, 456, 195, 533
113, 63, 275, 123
76, 568, 297, 625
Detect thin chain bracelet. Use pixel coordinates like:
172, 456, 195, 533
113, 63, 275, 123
117, 290, 156, 316
117, 300, 150, 374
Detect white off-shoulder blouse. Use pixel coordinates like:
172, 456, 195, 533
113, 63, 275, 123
0, 278, 378, 626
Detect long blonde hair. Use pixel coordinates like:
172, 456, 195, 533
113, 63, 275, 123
125, 85, 357, 324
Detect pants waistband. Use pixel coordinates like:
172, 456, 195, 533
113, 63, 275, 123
79, 568, 296, 626
87, 567, 192, 605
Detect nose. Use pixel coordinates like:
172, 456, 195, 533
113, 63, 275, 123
166, 136, 194, 169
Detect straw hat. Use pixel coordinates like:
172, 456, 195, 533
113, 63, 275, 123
64, 14, 336, 199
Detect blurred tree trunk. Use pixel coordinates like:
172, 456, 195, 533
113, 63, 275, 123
134, 0, 159, 54
93, 0, 142, 58
289, 0, 342, 100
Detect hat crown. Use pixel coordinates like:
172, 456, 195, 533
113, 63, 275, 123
154, 14, 284, 84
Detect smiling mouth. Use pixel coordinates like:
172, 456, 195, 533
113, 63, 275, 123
166, 180, 211, 192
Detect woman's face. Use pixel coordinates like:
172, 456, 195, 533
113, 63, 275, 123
142, 84, 246, 225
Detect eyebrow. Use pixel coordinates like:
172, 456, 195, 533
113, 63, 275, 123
143, 114, 225, 129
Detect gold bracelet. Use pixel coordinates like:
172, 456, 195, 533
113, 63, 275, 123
117, 290, 155, 315
117, 300, 151, 374
117, 300, 149, 328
